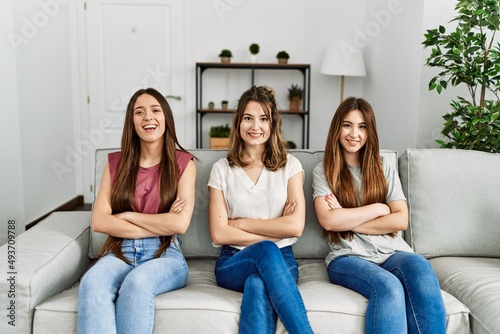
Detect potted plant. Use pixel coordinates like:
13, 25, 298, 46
287, 84, 303, 111
276, 50, 290, 64
208, 101, 215, 110
221, 100, 228, 110
422, 0, 500, 153
209, 124, 231, 149
286, 140, 297, 149
249, 43, 260, 63
218, 49, 233, 64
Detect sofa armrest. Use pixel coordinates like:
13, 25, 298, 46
0, 211, 92, 334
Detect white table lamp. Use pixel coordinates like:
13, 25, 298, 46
320, 40, 366, 102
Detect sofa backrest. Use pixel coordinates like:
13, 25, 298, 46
398, 148, 500, 258
90, 148, 398, 260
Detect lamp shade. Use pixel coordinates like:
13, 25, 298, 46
320, 39, 366, 77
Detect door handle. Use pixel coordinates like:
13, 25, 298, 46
165, 95, 182, 101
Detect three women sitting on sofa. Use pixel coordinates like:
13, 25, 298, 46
78, 86, 446, 334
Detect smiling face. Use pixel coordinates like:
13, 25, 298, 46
339, 109, 367, 165
239, 101, 271, 148
132, 93, 166, 145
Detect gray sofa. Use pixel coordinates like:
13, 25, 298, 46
5, 148, 496, 333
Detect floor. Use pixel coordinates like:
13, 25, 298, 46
72, 203, 92, 211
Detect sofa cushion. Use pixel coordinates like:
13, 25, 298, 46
430, 257, 500, 334
34, 259, 243, 334
398, 148, 500, 258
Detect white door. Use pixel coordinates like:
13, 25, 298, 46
83, 0, 185, 202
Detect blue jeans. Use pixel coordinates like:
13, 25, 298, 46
77, 237, 188, 334
328, 252, 446, 334
215, 240, 313, 334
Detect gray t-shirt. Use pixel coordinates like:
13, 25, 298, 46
312, 157, 413, 265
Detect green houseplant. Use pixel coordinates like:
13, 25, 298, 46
286, 140, 297, 149
276, 50, 290, 64
209, 124, 231, 149
209, 124, 231, 138
287, 84, 303, 111
218, 49, 233, 63
249, 43, 260, 55
249, 43, 260, 63
422, 0, 500, 153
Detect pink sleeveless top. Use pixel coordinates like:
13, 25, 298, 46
107, 150, 192, 214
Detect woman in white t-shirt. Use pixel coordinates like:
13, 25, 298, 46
313, 97, 446, 334
208, 85, 313, 334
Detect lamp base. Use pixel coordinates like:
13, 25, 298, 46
340, 75, 345, 102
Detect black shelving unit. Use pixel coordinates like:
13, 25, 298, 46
195, 62, 311, 148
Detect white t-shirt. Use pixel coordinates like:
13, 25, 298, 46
312, 157, 413, 265
208, 154, 304, 250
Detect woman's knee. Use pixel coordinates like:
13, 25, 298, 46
244, 273, 266, 294
389, 252, 435, 279
376, 275, 405, 301
79, 270, 118, 304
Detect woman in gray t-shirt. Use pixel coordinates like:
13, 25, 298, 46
313, 97, 446, 334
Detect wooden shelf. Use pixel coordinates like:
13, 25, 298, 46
197, 62, 310, 71
195, 62, 311, 148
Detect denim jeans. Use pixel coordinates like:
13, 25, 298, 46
77, 237, 188, 334
328, 252, 446, 334
215, 240, 313, 334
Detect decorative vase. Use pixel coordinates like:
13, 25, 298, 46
289, 97, 301, 111
278, 58, 288, 64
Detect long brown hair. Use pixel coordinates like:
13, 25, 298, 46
97, 88, 190, 261
323, 97, 391, 243
227, 85, 288, 171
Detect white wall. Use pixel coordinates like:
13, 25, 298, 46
361, 0, 424, 154
0, 0, 79, 239
0, 0, 25, 245
417, 0, 465, 149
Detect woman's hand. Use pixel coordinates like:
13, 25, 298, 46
282, 198, 297, 216
324, 193, 342, 210
169, 197, 186, 214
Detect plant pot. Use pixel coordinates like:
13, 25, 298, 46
278, 58, 288, 64
208, 102, 215, 110
210, 137, 230, 149
221, 57, 231, 64
221, 102, 228, 110
250, 54, 258, 63
289, 97, 302, 111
